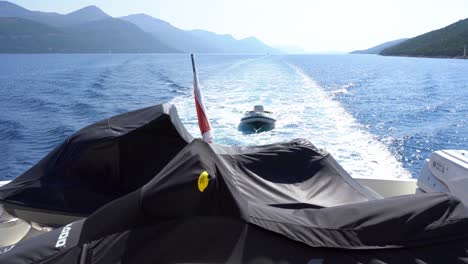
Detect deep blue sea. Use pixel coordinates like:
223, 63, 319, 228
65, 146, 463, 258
0, 54, 466, 180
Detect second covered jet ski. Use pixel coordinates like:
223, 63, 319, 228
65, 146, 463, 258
238, 105, 276, 133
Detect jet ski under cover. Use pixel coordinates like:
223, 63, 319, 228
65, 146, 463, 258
0, 104, 193, 225
1, 103, 468, 263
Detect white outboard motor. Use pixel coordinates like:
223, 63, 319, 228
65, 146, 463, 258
0, 205, 31, 247
0, 181, 53, 247
0, 181, 32, 247
254, 105, 265, 112
417, 150, 468, 204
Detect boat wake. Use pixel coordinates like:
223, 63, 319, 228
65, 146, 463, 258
171, 56, 411, 179
330, 82, 354, 98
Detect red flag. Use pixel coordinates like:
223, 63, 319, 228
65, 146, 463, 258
191, 54, 213, 143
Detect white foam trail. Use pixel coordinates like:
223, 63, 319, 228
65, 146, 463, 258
330, 82, 353, 98
171, 57, 411, 179
289, 66, 411, 179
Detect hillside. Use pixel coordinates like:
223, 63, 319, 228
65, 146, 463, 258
120, 14, 214, 53
0, 1, 110, 27
0, 17, 177, 53
0, 1, 177, 53
65, 5, 109, 24
189, 30, 278, 54
0, 18, 75, 53
381, 18, 468, 57
67, 18, 176, 53
0, 1, 278, 54
121, 14, 279, 54
351, 38, 408, 54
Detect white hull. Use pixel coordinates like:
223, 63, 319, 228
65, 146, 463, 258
355, 177, 417, 198
240, 115, 276, 125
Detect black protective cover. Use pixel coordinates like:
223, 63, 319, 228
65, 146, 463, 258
0, 104, 193, 217
2, 139, 468, 264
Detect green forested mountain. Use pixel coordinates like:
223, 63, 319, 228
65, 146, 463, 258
0, 1, 176, 53
0, 1, 278, 54
0, 0, 278, 53
0, 18, 74, 53
381, 18, 468, 57
0, 17, 176, 53
0, 1, 109, 27
351, 38, 408, 54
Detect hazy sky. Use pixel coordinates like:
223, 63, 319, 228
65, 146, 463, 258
7, 0, 468, 52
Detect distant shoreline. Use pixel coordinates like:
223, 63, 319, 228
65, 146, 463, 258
380, 54, 468, 60
351, 53, 468, 60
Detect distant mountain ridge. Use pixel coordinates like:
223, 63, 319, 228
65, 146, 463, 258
351, 38, 408, 54
0, 1, 110, 27
0, 17, 175, 53
381, 18, 468, 57
67, 18, 176, 53
120, 14, 279, 53
0, 1, 278, 54
0, 1, 175, 53
65, 6, 110, 24
120, 14, 215, 53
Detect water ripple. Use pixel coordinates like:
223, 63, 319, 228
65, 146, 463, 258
1, 54, 466, 180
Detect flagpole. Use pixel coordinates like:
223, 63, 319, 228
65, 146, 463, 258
191, 54, 214, 143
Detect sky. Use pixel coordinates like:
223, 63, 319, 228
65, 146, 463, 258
7, 0, 468, 53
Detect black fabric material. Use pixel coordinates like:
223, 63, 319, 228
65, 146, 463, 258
249, 192, 468, 249
0, 219, 84, 264
0, 104, 192, 217
2, 105, 468, 263
78, 139, 249, 245
75, 138, 379, 247
4, 217, 468, 264
214, 139, 378, 207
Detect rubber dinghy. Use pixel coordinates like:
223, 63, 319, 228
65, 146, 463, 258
1, 103, 468, 264
238, 105, 276, 133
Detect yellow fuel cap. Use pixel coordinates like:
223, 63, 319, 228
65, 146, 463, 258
198, 171, 210, 192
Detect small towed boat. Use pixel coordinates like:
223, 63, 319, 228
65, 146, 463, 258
238, 105, 276, 133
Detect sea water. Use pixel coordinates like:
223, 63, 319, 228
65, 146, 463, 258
0, 54, 466, 180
